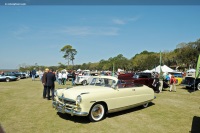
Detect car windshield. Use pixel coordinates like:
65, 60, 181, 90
89, 77, 116, 87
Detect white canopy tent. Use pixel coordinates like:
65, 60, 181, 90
143, 69, 152, 73
151, 65, 174, 73
77, 69, 81, 72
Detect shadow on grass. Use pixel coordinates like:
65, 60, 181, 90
57, 102, 155, 124
57, 102, 155, 123
162, 88, 170, 92
57, 112, 90, 123
107, 102, 155, 118
180, 86, 198, 93
190, 116, 200, 133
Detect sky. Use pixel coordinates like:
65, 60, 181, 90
0, 4, 200, 69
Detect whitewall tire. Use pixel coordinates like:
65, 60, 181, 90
197, 83, 200, 90
89, 103, 105, 122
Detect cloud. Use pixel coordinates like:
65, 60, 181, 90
112, 19, 126, 25
128, 16, 140, 22
12, 26, 30, 39
112, 16, 140, 25
60, 26, 119, 36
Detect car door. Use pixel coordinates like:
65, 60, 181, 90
106, 86, 140, 110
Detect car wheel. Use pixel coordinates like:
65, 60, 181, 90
89, 103, 105, 122
142, 103, 149, 108
197, 83, 200, 90
82, 80, 87, 86
6, 78, 10, 82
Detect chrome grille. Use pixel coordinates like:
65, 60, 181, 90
58, 97, 76, 105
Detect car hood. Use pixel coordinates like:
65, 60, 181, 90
57, 85, 111, 100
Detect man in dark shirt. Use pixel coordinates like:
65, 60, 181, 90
46, 69, 56, 100
32, 68, 36, 81
42, 68, 49, 99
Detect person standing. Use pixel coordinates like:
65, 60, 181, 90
32, 68, 36, 81
46, 69, 56, 100
165, 73, 169, 83
71, 70, 76, 86
159, 73, 164, 93
58, 71, 62, 85
152, 74, 160, 93
169, 75, 176, 92
42, 68, 49, 99
38, 70, 43, 81
62, 72, 67, 85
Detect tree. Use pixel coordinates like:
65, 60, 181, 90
60, 45, 77, 67
60, 45, 72, 66
70, 49, 77, 66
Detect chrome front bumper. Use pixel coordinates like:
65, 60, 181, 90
52, 101, 88, 116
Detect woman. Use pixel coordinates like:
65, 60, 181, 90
169, 75, 176, 92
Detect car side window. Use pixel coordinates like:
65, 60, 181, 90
141, 75, 148, 78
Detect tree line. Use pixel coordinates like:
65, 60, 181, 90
19, 38, 200, 72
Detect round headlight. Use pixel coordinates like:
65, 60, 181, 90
76, 95, 82, 104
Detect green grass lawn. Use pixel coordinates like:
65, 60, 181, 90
0, 78, 200, 133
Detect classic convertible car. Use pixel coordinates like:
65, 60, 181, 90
52, 76, 155, 122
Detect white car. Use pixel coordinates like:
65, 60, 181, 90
74, 70, 93, 85
52, 76, 155, 122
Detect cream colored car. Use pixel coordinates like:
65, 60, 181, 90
52, 76, 155, 122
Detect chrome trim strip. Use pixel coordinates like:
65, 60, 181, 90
108, 100, 152, 113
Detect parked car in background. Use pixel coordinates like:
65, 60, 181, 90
29, 72, 39, 78
14, 72, 27, 79
52, 76, 155, 122
117, 73, 134, 80
181, 72, 200, 90
74, 70, 93, 85
4, 72, 26, 79
22, 72, 29, 78
182, 55, 200, 90
168, 72, 183, 85
0, 74, 18, 82
118, 72, 155, 90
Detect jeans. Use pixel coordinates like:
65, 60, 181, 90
32, 75, 35, 80
72, 78, 75, 85
58, 78, 62, 85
